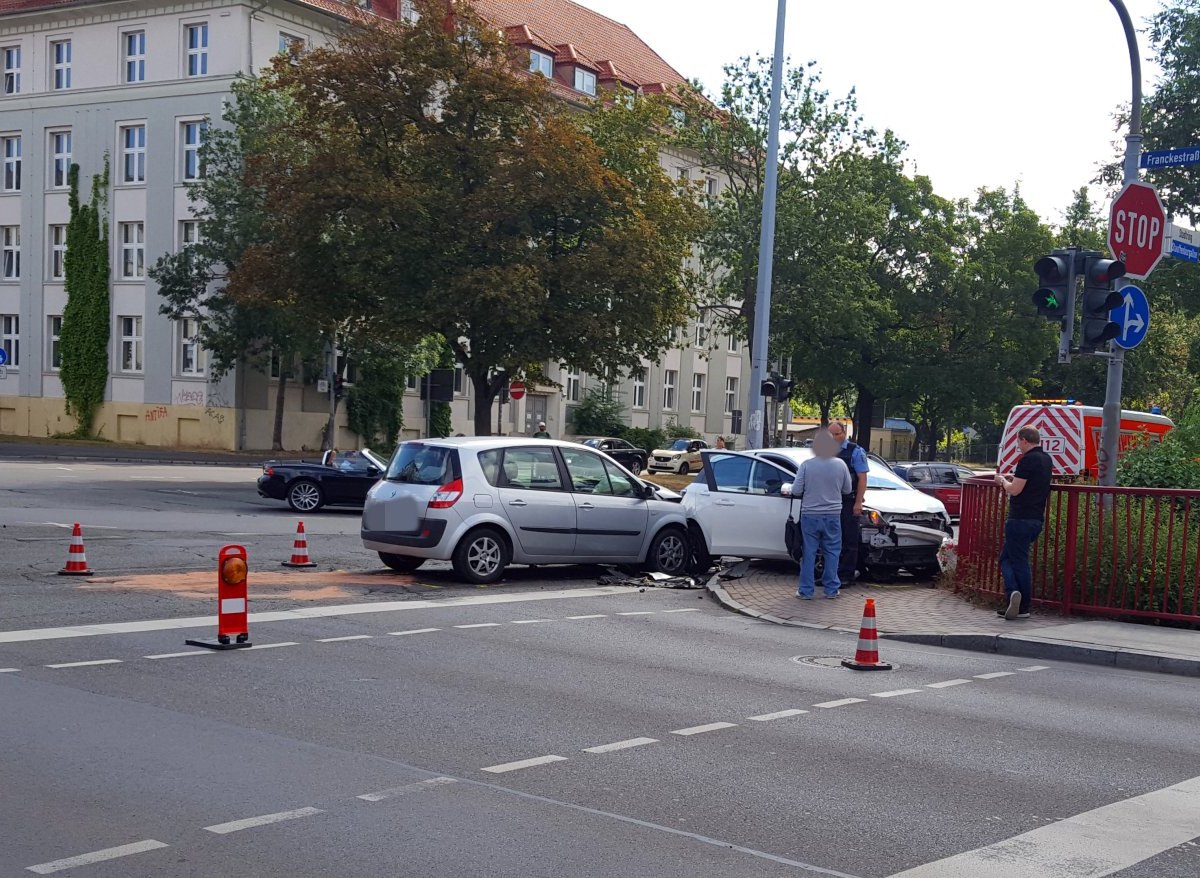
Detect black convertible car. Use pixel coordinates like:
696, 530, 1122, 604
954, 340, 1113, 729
578, 437, 648, 474
257, 449, 387, 512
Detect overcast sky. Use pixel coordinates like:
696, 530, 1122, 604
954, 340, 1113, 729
575, 0, 1167, 226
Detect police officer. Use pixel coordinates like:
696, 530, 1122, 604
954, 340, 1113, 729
828, 422, 868, 586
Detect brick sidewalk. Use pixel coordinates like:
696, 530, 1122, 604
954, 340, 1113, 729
713, 562, 1060, 635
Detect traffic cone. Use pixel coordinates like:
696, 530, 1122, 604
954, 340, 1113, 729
842, 598, 893, 671
282, 520, 317, 568
57, 522, 94, 576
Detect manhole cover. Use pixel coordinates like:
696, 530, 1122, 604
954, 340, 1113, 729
791, 655, 900, 671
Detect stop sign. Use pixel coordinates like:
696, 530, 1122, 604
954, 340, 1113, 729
1109, 181, 1167, 279
508, 380, 526, 401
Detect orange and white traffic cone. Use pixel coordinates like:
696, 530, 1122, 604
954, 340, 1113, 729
57, 522, 94, 576
842, 597, 893, 671
282, 520, 317, 568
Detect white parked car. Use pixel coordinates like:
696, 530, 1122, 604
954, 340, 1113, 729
683, 448, 951, 579
648, 438, 711, 475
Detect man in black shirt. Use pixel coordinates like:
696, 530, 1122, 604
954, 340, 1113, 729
995, 426, 1053, 620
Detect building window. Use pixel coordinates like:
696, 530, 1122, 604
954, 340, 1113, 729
1, 314, 17, 367
632, 368, 646, 409
565, 367, 580, 403
124, 31, 146, 83
47, 315, 62, 370
574, 67, 596, 95
726, 334, 739, 353
181, 121, 206, 181
49, 224, 66, 279
121, 125, 146, 184
405, 373, 418, 391
706, 176, 719, 197
691, 373, 705, 412
278, 32, 304, 60
50, 131, 71, 188
185, 23, 208, 77
177, 317, 204, 376
180, 220, 201, 248
51, 39, 71, 90
119, 222, 144, 279
663, 369, 677, 411
453, 362, 464, 395
119, 316, 143, 372
269, 349, 282, 379
694, 322, 707, 348
400, 0, 420, 23
670, 106, 685, 126
529, 49, 553, 78
1, 225, 18, 279
678, 167, 689, 182
3, 46, 20, 94
725, 377, 738, 414
2, 136, 19, 191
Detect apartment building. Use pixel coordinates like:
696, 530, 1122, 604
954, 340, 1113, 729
0, 0, 746, 449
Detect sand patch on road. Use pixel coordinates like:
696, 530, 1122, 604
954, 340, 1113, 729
76, 569, 434, 601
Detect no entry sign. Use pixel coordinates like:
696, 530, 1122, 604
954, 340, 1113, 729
1109, 181, 1167, 279
508, 380, 526, 401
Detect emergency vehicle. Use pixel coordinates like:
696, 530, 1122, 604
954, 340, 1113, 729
997, 401, 1174, 478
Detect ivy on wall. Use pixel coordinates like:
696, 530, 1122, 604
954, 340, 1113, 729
60, 161, 111, 437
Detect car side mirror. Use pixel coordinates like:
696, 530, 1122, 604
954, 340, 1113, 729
641, 483, 657, 500
367, 466, 380, 477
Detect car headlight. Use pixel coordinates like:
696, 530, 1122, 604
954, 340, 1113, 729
863, 510, 886, 529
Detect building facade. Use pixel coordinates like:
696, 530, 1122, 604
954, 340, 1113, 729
0, 0, 747, 450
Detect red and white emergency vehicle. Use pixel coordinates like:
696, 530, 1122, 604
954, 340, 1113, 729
998, 401, 1174, 478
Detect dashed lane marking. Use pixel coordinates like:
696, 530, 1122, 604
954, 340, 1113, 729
974, 671, 1015, 680
617, 611, 656, 616
454, 623, 501, 629
660, 608, 702, 613
45, 659, 122, 669
247, 642, 299, 650
144, 650, 213, 660
583, 737, 659, 754
316, 635, 373, 643
813, 698, 866, 709
204, 807, 324, 835
566, 614, 607, 620
509, 619, 551, 624
1018, 665, 1050, 672
26, 839, 168, 874
357, 777, 458, 802
926, 679, 972, 689
389, 627, 440, 636
1, 667, 20, 673
670, 722, 737, 736
481, 755, 569, 774
747, 709, 808, 721
871, 689, 922, 698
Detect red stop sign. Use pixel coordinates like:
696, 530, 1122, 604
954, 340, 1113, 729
508, 380, 526, 400
1109, 181, 1166, 279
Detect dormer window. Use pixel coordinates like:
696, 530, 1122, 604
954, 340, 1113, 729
529, 49, 553, 78
574, 68, 597, 95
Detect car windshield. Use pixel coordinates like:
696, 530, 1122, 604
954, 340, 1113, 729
667, 439, 690, 451
582, 439, 602, 448
755, 448, 915, 491
386, 443, 459, 485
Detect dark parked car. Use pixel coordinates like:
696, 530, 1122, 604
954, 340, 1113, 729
890, 462, 983, 518
257, 448, 387, 512
579, 437, 648, 474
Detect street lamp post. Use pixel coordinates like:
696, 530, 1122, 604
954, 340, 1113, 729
746, 0, 787, 449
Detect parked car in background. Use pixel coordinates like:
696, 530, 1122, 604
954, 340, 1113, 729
257, 449, 387, 512
648, 438, 711, 475
361, 437, 691, 583
578, 437, 648, 474
890, 462, 983, 518
683, 448, 951, 580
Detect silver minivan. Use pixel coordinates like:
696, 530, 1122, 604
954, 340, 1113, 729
361, 437, 691, 584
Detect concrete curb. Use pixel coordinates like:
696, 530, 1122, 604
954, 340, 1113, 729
884, 631, 1200, 678
702, 572, 860, 634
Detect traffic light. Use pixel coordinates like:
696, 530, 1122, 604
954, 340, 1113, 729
761, 376, 778, 398
776, 375, 794, 401
1032, 253, 1074, 320
1079, 256, 1126, 351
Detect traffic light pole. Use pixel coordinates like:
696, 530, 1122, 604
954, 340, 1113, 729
746, 0, 786, 449
1099, 0, 1142, 487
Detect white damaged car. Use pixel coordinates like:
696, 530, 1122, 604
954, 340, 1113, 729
683, 448, 951, 579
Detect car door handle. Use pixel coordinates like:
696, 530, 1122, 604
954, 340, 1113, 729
714, 499, 736, 506
508, 499, 528, 507
578, 502, 595, 510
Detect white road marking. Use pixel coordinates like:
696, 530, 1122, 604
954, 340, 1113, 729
660, 608, 702, 613
27, 839, 168, 874
509, 619, 551, 624
204, 807, 324, 835
617, 611, 655, 616
45, 659, 122, 669
1018, 665, 1050, 672
316, 635, 373, 642
481, 755, 568, 774
357, 777, 458, 802
454, 623, 500, 629
886, 775, 1200, 878
871, 689, 922, 698
747, 709, 808, 722
144, 650, 213, 660
389, 627, 440, 636
670, 722, 737, 736
813, 698, 866, 709
974, 671, 1015, 679
0, 586, 633, 644
566, 614, 607, 620
926, 679, 972, 689
583, 737, 659, 753
1, 667, 19, 673
247, 642, 299, 650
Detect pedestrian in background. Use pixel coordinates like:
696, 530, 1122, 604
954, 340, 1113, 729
783, 430, 852, 599
829, 421, 868, 586
532, 422, 552, 439
715, 436, 726, 450
995, 426, 1053, 620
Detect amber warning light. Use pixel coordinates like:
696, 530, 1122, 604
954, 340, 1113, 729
186, 545, 253, 650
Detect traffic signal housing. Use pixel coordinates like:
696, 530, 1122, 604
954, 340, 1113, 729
1079, 257, 1126, 352
761, 376, 778, 398
1032, 253, 1074, 320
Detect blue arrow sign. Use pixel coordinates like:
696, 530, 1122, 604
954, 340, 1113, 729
1111, 285, 1150, 350
1171, 239, 1200, 263
0, 348, 7, 366
1140, 147, 1200, 169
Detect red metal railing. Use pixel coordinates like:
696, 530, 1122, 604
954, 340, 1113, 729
957, 478, 1200, 624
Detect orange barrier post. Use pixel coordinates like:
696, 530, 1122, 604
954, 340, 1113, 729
841, 598, 893, 671
282, 521, 317, 568
57, 522, 94, 576
186, 545, 252, 650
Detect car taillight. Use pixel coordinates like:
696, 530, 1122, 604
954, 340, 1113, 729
428, 478, 463, 509
264, 466, 274, 476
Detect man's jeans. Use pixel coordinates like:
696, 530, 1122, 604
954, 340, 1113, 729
999, 518, 1043, 614
798, 514, 843, 598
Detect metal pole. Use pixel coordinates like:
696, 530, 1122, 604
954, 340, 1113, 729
324, 334, 337, 450
746, 0, 786, 449
1099, 0, 1142, 486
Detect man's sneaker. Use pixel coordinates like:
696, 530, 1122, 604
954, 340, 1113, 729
824, 591, 840, 599
1016, 612, 1031, 619
1004, 591, 1022, 620
796, 593, 813, 600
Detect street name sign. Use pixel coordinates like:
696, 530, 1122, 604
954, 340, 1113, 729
1110, 285, 1150, 350
1140, 146, 1200, 169
1109, 182, 1167, 279
1167, 223, 1200, 264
